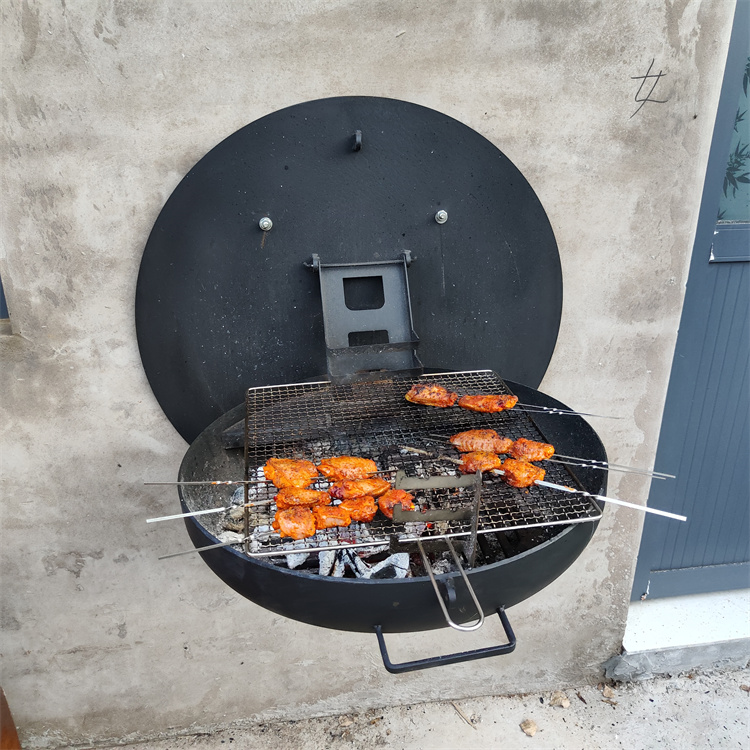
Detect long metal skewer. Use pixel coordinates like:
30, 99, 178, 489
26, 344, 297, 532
158, 537, 254, 560
514, 403, 622, 419
145, 479, 267, 486
543, 457, 671, 480
553, 454, 675, 479
145, 468, 394, 489
534, 480, 686, 522
145, 467, 397, 523
407, 449, 686, 522
425, 435, 673, 480
147, 499, 273, 523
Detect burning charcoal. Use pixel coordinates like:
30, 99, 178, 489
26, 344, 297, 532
332, 551, 348, 578
345, 551, 371, 578
318, 549, 337, 576
367, 553, 409, 579
357, 544, 390, 560
285, 552, 310, 569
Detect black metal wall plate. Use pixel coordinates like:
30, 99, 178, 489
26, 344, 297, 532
136, 97, 563, 442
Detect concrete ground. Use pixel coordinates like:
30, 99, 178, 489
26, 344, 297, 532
88, 667, 748, 750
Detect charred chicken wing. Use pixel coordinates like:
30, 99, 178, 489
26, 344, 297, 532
312, 504, 352, 529
274, 487, 332, 510
404, 383, 458, 408
328, 477, 392, 500
272, 507, 317, 539
337, 496, 378, 523
457, 394, 519, 413
449, 429, 514, 454
458, 450, 505, 474
317, 456, 378, 481
263, 457, 319, 489
377, 489, 416, 520
500, 458, 546, 488
509, 438, 555, 462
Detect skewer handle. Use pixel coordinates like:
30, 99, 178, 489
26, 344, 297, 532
147, 506, 228, 523
515, 403, 622, 420
535, 480, 686, 521
146, 499, 274, 523
145, 479, 268, 486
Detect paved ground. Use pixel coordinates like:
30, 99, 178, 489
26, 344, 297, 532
96, 667, 748, 750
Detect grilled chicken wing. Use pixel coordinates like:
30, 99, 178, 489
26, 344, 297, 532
377, 489, 416, 520
457, 394, 518, 413
404, 383, 458, 408
263, 457, 319, 489
317, 456, 378, 481
274, 487, 332, 510
337, 496, 378, 523
312, 504, 352, 529
449, 429, 514, 454
458, 450, 505, 474
272, 507, 317, 539
500, 458, 546, 487
328, 477, 392, 500
509, 438, 555, 462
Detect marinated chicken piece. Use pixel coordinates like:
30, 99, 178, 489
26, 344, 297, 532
458, 450, 505, 474
449, 429, 514, 454
377, 489, 416, 520
500, 458, 546, 488
263, 457, 319, 489
312, 504, 352, 529
337, 496, 378, 523
457, 394, 519, 413
509, 438, 555, 462
272, 507, 317, 539
328, 477, 391, 500
404, 383, 458, 408
274, 487, 332, 510
317, 456, 378, 481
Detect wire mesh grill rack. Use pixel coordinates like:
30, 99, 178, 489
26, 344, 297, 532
238, 370, 602, 557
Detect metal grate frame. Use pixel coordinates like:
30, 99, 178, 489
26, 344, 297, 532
240, 370, 602, 557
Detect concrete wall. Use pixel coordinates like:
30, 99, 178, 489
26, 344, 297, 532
1, 1, 735, 746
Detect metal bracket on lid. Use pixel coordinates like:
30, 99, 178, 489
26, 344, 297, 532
306, 252, 423, 383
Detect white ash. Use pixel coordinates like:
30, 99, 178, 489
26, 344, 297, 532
285, 552, 310, 569
430, 557, 454, 575
317, 549, 410, 579
318, 550, 336, 576
218, 531, 244, 545
368, 552, 409, 579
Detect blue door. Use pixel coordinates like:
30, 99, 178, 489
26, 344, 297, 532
631, 0, 750, 600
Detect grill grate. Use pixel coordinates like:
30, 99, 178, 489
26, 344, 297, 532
239, 370, 602, 557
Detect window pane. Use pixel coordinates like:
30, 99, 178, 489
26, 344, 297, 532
0, 276, 7, 320
718, 54, 750, 223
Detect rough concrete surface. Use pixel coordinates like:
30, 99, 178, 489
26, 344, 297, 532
85, 668, 750, 750
0, 0, 739, 747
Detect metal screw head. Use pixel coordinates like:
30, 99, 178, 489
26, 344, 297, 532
435, 210, 448, 224
259, 217, 273, 231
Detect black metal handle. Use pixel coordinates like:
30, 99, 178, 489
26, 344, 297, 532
374, 607, 516, 674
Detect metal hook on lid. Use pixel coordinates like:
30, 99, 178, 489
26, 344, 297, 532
352, 130, 362, 152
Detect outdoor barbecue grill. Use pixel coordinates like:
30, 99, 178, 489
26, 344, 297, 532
136, 96, 609, 672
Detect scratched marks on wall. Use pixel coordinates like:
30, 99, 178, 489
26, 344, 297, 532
630, 59, 669, 118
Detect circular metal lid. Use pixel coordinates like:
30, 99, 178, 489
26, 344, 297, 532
136, 96, 562, 442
